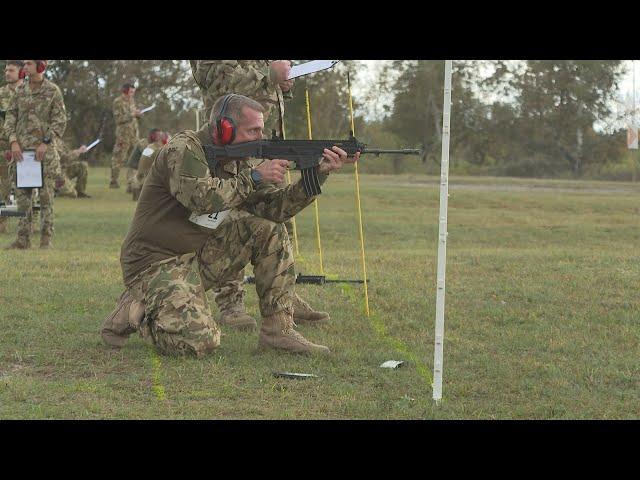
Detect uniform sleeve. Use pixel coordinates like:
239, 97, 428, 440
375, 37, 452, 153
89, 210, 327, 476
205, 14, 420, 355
4, 92, 18, 145
57, 142, 78, 166
46, 87, 67, 140
241, 169, 329, 223
165, 136, 258, 215
197, 60, 273, 98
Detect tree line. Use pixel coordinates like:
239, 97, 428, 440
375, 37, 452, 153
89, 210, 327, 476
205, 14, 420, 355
2, 60, 635, 180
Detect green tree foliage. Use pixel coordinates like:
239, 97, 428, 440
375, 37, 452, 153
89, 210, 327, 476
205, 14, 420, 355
1, 59, 632, 178
45, 60, 200, 163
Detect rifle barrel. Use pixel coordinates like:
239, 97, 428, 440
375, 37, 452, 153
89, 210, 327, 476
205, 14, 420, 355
363, 148, 423, 156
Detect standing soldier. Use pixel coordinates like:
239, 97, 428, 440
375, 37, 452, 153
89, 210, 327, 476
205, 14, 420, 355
4, 60, 66, 249
130, 128, 166, 201
110, 82, 141, 190
0, 60, 24, 234
189, 60, 327, 331
55, 140, 91, 198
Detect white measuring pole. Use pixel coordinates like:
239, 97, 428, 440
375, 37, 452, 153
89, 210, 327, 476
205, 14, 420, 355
433, 60, 453, 403
196, 108, 200, 131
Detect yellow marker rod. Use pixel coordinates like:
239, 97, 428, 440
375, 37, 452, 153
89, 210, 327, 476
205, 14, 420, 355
305, 88, 325, 275
279, 104, 300, 256
347, 72, 370, 317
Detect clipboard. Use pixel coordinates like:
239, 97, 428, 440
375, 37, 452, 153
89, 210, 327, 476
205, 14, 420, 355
16, 150, 43, 188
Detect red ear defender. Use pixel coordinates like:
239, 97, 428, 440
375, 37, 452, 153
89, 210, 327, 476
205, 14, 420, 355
215, 117, 236, 145
213, 94, 237, 145
19, 68, 26, 80
36, 60, 47, 74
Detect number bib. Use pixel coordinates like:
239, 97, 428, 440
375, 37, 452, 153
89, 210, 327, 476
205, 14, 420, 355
189, 210, 230, 230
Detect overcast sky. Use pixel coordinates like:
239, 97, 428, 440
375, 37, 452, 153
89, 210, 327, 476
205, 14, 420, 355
354, 60, 637, 131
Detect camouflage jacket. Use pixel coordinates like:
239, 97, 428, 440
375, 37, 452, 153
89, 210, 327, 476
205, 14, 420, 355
56, 140, 82, 169
112, 95, 139, 137
3, 78, 67, 151
0, 83, 19, 152
120, 123, 326, 285
169, 124, 322, 218
189, 60, 293, 124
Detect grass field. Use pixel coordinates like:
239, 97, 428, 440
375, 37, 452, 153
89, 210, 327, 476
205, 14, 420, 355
0, 167, 638, 419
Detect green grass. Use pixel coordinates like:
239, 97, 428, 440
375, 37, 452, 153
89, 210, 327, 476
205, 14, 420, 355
0, 167, 638, 419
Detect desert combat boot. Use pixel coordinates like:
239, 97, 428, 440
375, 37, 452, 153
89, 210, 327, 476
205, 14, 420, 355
218, 302, 258, 331
258, 310, 330, 355
100, 290, 144, 348
292, 292, 330, 324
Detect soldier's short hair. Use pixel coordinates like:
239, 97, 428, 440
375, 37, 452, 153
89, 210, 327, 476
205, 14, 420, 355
210, 94, 265, 126
5, 60, 24, 69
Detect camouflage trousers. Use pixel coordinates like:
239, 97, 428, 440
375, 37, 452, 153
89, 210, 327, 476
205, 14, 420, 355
0, 159, 11, 202
111, 133, 137, 185
57, 161, 89, 198
126, 252, 221, 358
113, 215, 295, 357
211, 180, 296, 313
0, 160, 12, 230
15, 156, 60, 245
200, 213, 296, 317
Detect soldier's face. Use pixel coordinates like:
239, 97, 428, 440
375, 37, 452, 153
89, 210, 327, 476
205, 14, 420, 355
234, 107, 264, 143
126, 88, 136, 98
4, 65, 20, 83
22, 60, 37, 76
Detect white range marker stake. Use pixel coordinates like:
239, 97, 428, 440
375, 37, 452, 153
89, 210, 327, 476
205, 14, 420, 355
433, 60, 453, 403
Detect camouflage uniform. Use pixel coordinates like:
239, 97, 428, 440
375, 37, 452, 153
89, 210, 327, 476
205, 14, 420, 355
131, 141, 161, 195
189, 60, 292, 134
102, 125, 326, 356
111, 94, 139, 187
0, 83, 18, 232
3, 78, 66, 247
189, 60, 298, 319
55, 140, 88, 198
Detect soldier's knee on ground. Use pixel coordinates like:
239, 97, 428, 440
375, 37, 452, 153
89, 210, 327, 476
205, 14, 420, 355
152, 325, 220, 358
144, 257, 221, 358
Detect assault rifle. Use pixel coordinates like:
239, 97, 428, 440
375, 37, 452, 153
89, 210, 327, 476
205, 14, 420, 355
244, 274, 370, 285
203, 134, 422, 197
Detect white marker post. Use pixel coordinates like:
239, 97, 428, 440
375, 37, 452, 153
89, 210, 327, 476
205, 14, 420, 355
433, 60, 453, 403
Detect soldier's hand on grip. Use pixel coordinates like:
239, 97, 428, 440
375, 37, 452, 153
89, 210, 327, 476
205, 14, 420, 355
255, 159, 289, 184
318, 146, 359, 175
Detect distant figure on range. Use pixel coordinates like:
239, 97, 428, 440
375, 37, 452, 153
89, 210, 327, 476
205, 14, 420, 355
110, 82, 141, 191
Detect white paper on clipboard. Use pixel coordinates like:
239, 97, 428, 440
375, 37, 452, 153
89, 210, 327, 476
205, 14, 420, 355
288, 60, 340, 80
16, 151, 43, 188
86, 139, 101, 151
140, 104, 156, 114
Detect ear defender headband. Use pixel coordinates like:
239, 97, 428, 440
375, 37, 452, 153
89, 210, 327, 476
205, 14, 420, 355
213, 94, 237, 145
